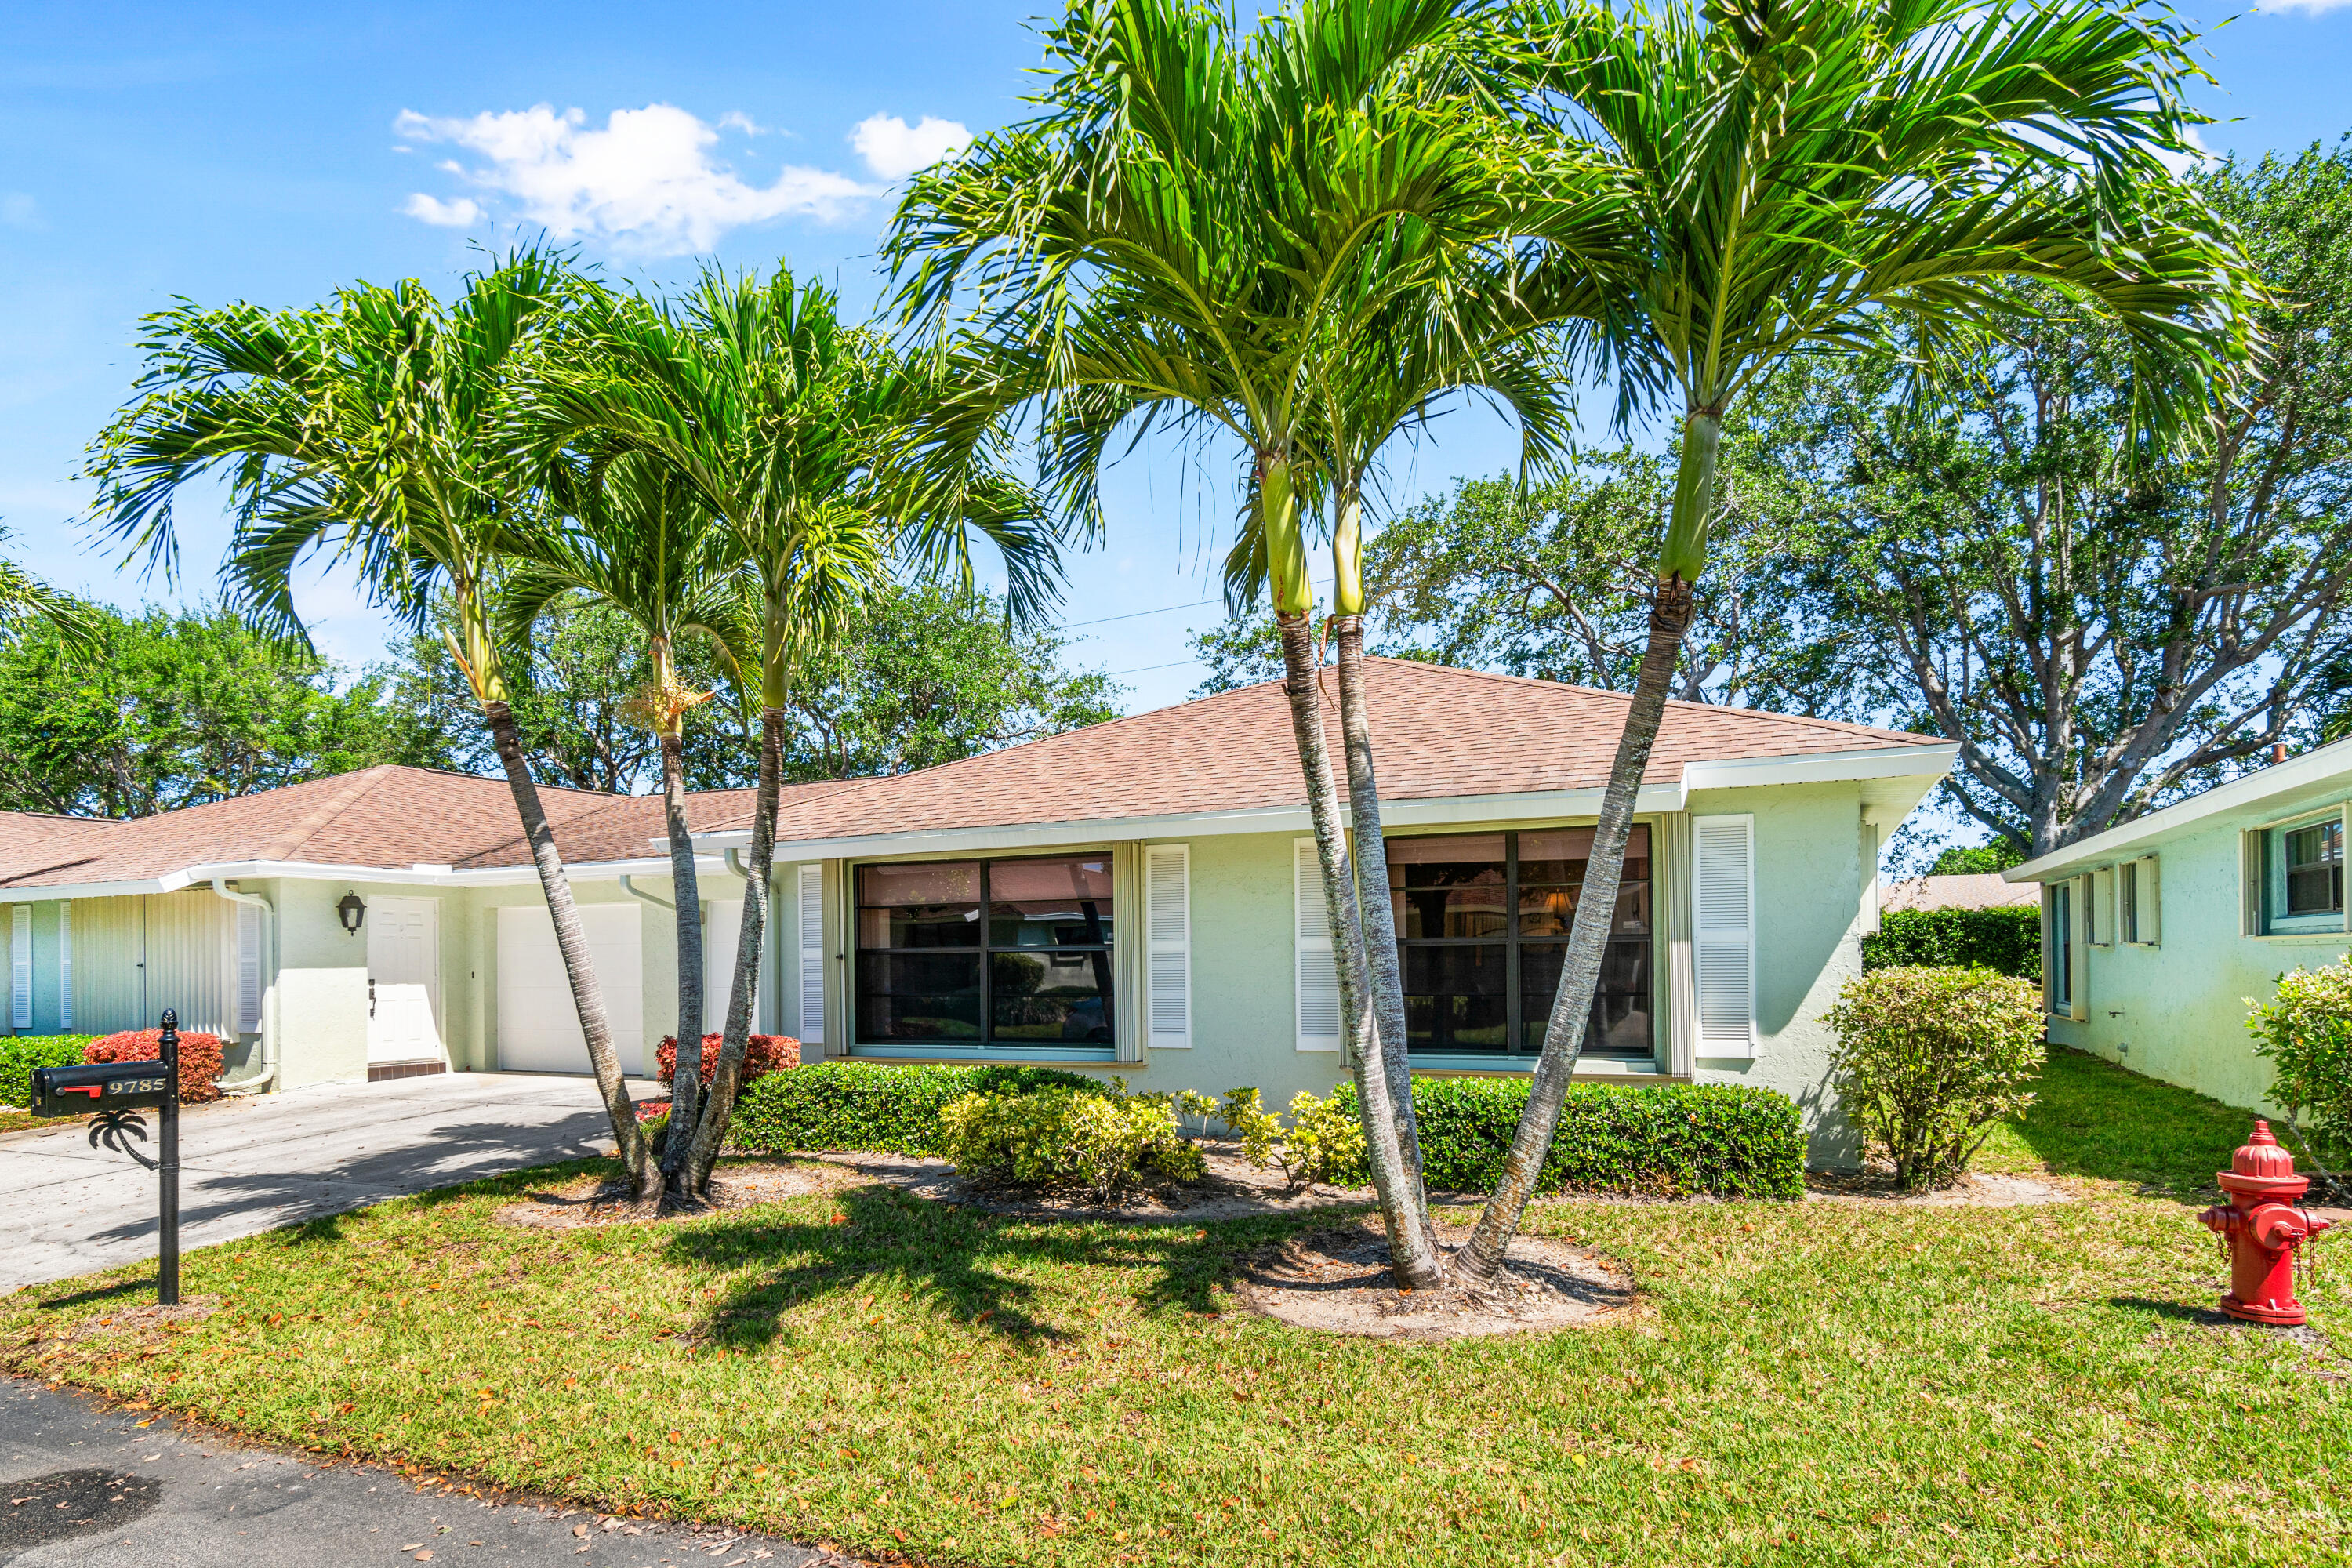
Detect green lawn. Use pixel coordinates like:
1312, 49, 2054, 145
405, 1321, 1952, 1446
1974, 1044, 2272, 1197
5, 1050, 2347, 1568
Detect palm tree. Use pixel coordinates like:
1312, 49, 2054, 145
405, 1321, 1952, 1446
499, 447, 742, 1187
0, 524, 102, 652
85, 252, 664, 1199
1449, 0, 2262, 1283
528, 264, 1051, 1197
884, 0, 1624, 1287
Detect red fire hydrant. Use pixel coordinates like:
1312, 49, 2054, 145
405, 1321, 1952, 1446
2198, 1120, 2332, 1326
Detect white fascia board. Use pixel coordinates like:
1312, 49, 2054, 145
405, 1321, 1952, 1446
0, 855, 739, 904
1682, 743, 1957, 793
2008, 735, 2352, 884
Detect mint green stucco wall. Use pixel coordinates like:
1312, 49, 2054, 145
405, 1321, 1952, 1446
2038, 804, 2350, 1116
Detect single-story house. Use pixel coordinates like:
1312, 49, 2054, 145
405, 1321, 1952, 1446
1880, 872, 2038, 913
2005, 735, 2351, 1112
2, 659, 1955, 1149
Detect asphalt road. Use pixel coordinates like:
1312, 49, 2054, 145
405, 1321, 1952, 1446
0, 1073, 656, 1291
0, 1377, 842, 1567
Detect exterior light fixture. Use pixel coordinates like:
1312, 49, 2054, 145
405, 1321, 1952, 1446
336, 891, 367, 935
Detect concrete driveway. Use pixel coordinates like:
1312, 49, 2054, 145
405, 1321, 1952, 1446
0, 1073, 655, 1294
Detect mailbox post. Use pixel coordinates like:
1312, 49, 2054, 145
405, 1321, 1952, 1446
29, 1010, 184, 1307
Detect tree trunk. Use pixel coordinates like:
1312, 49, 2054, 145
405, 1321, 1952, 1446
1276, 612, 1447, 1289
485, 699, 656, 1198
683, 705, 783, 1193
1330, 615, 1436, 1256
659, 728, 704, 1186
1454, 579, 1696, 1284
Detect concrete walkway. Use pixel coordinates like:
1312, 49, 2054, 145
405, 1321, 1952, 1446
0, 1073, 654, 1294
0, 1375, 834, 1566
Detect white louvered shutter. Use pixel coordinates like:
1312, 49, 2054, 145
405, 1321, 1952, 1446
234, 902, 263, 1033
1294, 838, 1342, 1052
1145, 844, 1192, 1049
10, 906, 29, 1030
2138, 855, 2161, 946
56, 901, 72, 1030
1691, 814, 1755, 1058
797, 865, 826, 1046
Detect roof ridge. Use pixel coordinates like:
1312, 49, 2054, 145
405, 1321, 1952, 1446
263, 765, 404, 862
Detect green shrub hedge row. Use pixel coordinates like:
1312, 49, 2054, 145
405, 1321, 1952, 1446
730, 1062, 1109, 1156
1333, 1076, 1806, 1199
0, 1036, 96, 1109
1861, 906, 2041, 980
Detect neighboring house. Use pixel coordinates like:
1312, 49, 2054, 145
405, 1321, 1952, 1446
2005, 736, 2352, 1112
1880, 873, 2038, 913
2, 659, 1954, 1150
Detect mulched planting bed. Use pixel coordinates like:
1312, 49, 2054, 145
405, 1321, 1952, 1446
1239, 1218, 1635, 1339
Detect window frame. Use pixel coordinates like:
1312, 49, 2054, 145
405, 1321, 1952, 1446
2047, 880, 2074, 1015
2262, 809, 2347, 937
1388, 824, 1659, 1066
851, 851, 1120, 1058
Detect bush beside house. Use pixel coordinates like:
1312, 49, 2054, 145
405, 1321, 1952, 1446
1825, 965, 2045, 1189
1861, 907, 2040, 979
730, 1062, 1109, 1156
654, 1033, 800, 1087
0, 1036, 94, 1109
85, 1029, 224, 1104
2248, 954, 2352, 1158
1334, 1078, 1806, 1199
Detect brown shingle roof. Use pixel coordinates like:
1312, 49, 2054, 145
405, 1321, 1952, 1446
0, 661, 1944, 891
730, 657, 1944, 844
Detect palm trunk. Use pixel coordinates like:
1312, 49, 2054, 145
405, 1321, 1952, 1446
485, 699, 656, 1198
1454, 577, 1696, 1283
683, 705, 783, 1192
1330, 615, 1436, 1255
659, 728, 704, 1185
1276, 612, 1447, 1290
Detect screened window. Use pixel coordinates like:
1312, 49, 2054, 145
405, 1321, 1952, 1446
1389, 827, 1653, 1061
855, 856, 1115, 1049
2048, 881, 2074, 1012
2267, 817, 2344, 934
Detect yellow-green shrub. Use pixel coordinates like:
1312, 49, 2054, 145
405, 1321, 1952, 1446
1218, 1087, 1366, 1189
1824, 964, 2045, 1189
2248, 953, 2352, 1155
938, 1085, 1211, 1203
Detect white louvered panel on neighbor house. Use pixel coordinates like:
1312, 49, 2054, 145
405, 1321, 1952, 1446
71, 897, 146, 1035
797, 865, 826, 1046
55, 901, 71, 1030
146, 888, 236, 1039
1293, 838, 1342, 1051
9, 905, 27, 1031
1691, 814, 1756, 1059
1144, 844, 1191, 1049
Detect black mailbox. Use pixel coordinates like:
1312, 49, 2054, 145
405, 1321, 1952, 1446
30, 1062, 173, 1117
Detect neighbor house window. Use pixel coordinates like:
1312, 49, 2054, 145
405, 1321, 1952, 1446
1388, 827, 1653, 1061
2264, 815, 2344, 935
855, 856, 1115, 1049
2119, 860, 2140, 945
2048, 880, 2073, 1013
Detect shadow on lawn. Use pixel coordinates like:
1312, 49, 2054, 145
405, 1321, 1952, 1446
2000, 1047, 2264, 1200
665, 1179, 1302, 1351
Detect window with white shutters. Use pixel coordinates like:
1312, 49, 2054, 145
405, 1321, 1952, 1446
1690, 815, 1755, 1058
1145, 844, 1191, 1049
56, 901, 72, 1031
797, 865, 826, 1046
9, 906, 29, 1031
1294, 838, 1342, 1051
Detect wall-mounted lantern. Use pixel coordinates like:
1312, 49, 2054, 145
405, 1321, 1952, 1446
336, 891, 367, 935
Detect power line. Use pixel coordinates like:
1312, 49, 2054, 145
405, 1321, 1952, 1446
1103, 655, 1207, 678
1065, 595, 1221, 629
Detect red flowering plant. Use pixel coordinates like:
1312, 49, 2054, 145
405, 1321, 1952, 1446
641, 1034, 800, 1133
85, 1029, 226, 1104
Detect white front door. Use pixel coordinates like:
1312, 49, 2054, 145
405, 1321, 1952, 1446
495, 902, 645, 1076
366, 896, 442, 1063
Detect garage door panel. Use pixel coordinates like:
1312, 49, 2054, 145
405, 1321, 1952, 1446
496, 903, 644, 1076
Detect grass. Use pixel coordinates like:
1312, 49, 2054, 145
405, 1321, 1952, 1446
4, 1050, 2347, 1568
1974, 1045, 2274, 1197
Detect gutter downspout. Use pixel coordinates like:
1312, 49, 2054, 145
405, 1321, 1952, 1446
210, 878, 277, 1095
617, 874, 673, 912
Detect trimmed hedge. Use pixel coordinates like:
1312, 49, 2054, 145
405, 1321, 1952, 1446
731, 1062, 1109, 1156
87, 1029, 227, 1104
1861, 907, 2041, 980
0, 1036, 94, 1109
1334, 1077, 1806, 1200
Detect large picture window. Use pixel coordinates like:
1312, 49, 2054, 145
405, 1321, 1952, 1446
855, 855, 1116, 1049
1388, 827, 1653, 1061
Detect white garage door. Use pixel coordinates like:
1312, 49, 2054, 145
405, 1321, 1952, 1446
702, 899, 773, 1034
496, 902, 644, 1076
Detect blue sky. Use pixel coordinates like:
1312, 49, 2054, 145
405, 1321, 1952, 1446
3, 0, 2350, 720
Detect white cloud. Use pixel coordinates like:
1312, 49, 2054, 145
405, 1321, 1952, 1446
402, 192, 482, 227
851, 113, 974, 181
2158, 123, 2217, 177
393, 103, 873, 254
2257, 0, 2352, 13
